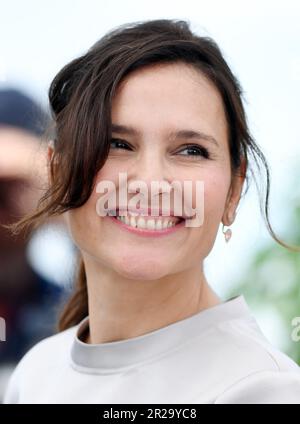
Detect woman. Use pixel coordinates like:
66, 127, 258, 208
3, 19, 300, 404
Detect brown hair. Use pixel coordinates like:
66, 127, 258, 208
7, 18, 300, 332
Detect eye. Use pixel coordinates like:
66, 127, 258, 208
109, 138, 132, 150
177, 144, 210, 159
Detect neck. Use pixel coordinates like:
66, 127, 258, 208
82, 255, 221, 344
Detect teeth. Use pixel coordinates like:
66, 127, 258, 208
130, 216, 136, 228
116, 215, 180, 230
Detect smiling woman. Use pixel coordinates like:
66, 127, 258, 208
3, 18, 300, 404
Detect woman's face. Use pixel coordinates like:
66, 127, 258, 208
65, 62, 243, 280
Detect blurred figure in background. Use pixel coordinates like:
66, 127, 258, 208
0, 89, 72, 400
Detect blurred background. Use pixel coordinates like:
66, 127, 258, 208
0, 0, 299, 402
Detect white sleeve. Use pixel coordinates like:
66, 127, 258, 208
215, 370, 300, 404
2, 365, 21, 404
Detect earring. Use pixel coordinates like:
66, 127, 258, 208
222, 224, 232, 243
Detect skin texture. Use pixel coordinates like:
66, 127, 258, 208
49, 62, 245, 344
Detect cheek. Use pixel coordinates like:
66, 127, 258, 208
65, 195, 101, 255
185, 170, 231, 258
204, 175, 229, 220
186, 166, 230, 222
202, 173, 230, 247
68, 161, 122, 246
96, 158, 129, 183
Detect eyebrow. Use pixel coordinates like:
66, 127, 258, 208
111, 123, 219, 147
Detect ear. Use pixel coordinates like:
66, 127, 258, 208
222, 158, 246, 226
47, 140, 55, 185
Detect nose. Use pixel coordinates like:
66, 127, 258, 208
128, 147, 172, 192
126, 147, 174, 210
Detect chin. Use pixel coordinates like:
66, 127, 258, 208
113, 255, 170, 281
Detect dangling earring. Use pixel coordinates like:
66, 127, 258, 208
222, 224, 232, 243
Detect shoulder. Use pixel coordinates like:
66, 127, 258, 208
212, 316, 300, 403
215, 369, 300, 403
15, 324, 76, 366
216, 315, 300, 372
3, 325, 77, 404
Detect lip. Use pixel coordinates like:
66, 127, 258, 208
106, 215, 186, 237
108, 206, 193, 219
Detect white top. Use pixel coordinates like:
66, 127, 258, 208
3, 294, 300, 404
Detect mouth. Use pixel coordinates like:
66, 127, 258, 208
107, 209, 186, 236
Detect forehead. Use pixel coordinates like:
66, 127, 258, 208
111, 62, 228, 142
